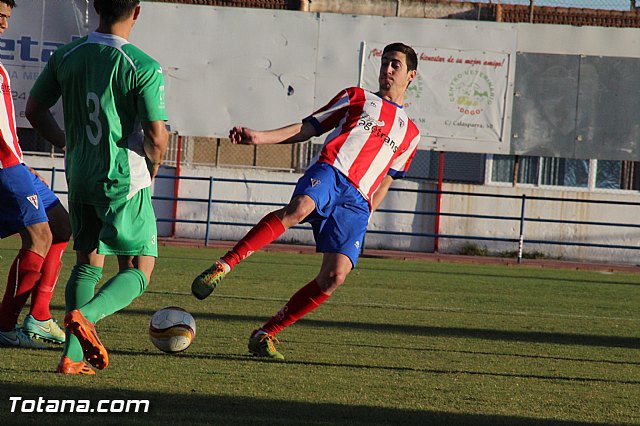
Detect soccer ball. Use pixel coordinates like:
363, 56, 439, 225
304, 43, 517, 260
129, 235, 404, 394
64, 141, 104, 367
148, 307, 196, 353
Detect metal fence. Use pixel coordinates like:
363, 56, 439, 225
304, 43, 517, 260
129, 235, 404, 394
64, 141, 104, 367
467, 1, 638, 10
158, 135, 486, 183
34, 166, 640, 263
22, 128, 640, 190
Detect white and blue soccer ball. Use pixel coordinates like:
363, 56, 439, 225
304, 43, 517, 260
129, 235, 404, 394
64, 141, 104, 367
149, 307, 196, 353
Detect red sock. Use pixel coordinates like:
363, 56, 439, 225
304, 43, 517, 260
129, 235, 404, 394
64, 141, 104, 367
222, 212, 285, 268
0, 249, 45, 330
261, 280, 330, 336
30, 241, 68, 321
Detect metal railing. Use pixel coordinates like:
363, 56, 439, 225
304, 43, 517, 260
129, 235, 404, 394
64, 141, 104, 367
35, 167, 640, 262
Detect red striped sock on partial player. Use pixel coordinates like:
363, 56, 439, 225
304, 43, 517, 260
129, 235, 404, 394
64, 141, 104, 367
261, 280, 330, 336
221, 212, 286, 269
29, 241, 68, 321
0, 249, 45, 330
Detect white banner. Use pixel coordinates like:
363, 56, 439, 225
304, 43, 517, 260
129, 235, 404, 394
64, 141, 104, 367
363, 43, 509, 143
13, 3, 516, 154
1, 0, 97, 128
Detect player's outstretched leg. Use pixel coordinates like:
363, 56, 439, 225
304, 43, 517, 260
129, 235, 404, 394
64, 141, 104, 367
56, 356, 96, 375
192, 212, 286, 300
246, 280, 331, 360
247, 329, 285, 361
191, 259, 230, 300
64, 309, 109, 370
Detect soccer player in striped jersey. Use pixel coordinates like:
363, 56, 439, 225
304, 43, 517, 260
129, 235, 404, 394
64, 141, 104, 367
0, 0, 72, 350
192, 42, 421, 360
26, 0, 168, 374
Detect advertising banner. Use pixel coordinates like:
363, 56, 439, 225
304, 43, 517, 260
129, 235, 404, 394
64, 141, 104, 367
363, 43, 510, 143
1, 0, 97, 128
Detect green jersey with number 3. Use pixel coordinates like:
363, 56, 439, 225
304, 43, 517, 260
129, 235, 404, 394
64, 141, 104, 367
30, 32, 168, 207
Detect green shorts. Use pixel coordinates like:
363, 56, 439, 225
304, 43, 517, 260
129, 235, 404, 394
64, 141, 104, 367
69, 187, 158, 257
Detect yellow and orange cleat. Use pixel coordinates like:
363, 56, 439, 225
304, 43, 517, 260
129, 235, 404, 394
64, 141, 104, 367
64, 310, 109, 370
191, 260, 230, 300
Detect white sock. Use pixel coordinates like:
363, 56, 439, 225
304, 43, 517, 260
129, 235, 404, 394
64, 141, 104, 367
218, 259, 231, 273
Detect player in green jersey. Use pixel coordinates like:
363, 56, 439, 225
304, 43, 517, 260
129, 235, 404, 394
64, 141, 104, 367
26, 0, 168, 375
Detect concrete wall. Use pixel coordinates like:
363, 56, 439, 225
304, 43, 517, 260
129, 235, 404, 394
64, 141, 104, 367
172, 164, 437, 252
162, 166, 640, 264
25, 155, 640, 264
438, 183, 640, 264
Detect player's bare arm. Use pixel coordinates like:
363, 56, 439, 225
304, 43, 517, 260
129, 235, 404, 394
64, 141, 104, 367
229, 121, 316, 146
371, 175, 394, 212
24, 96, 66, 149
142, 120, 169, 179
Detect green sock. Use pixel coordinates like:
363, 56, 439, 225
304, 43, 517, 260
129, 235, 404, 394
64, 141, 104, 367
63, 264, 103, 362
80, 268, 148, 324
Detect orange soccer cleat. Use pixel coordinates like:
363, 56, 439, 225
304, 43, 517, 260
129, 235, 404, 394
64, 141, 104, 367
64, 310, 109, 370
56, 356, 96, 375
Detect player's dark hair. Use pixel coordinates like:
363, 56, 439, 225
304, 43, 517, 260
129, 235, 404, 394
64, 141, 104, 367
383, 42, 418, 72
94, 0, 139, 24
0, 0, 16, 8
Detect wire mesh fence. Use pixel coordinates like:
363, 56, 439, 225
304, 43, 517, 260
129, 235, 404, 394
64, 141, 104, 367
149, 0, 640, 12
469, 1, 639, 10
167, 135, 309, 172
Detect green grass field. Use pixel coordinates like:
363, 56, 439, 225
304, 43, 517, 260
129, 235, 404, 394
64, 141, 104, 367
0, 237, 638, 425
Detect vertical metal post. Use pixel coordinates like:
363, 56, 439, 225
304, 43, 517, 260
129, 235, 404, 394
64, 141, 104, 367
204, 177, 214, 247
433, 151, 445, 252
171, 135, 182, 238
85, 0, 90, 28
517, 194, 526, 264
358, 42, 367, 89
215, 138, 221, 167
50, 167, 56, 192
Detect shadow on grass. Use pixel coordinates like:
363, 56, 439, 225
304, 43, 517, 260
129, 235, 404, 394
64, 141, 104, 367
0, 383, 617, 426
46, 305, 640, 350
158, 310, 640, 350
98, 347, 640, 387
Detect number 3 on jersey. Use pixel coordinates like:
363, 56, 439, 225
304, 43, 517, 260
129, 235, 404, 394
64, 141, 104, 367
86, 92, 103, 145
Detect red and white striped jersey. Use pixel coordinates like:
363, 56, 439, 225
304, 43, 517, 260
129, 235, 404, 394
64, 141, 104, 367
304, 87, 421, 202
0, 63, 21, 168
